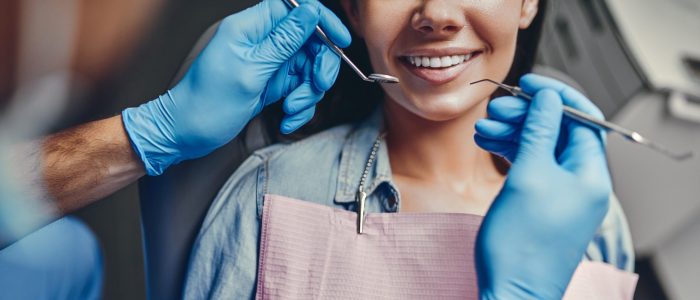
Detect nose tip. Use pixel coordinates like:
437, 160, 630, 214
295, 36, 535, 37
412, 4, 466, 36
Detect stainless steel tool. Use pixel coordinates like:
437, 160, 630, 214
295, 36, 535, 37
282, 0, 399, 84
472, 79, 693, 161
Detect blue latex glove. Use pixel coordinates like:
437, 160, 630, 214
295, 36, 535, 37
474, 74, 612, 299
123, 0, 351, 175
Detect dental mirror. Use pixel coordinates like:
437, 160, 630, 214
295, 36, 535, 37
368, 74, 400, 84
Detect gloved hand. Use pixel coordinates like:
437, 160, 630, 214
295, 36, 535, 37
474, 74, 612, 299
122, 0, 351, 175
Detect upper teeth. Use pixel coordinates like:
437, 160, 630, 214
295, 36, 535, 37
407, 54, 472, 68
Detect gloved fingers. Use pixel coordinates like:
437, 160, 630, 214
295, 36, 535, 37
282, 51, 320, 114
515, 89, 564, 163
487, 96, 529, 124
222, 0, 303, 42
280, 78, 323, 134
475, 119, 520, 142
254, 1, 322, 64
520, 74, 605, 120
557, 122, 613, 212
222, 0, 350, 49
262, 37, 337, 107
259, 49, 312, 106
281, 105, 317, 134
311, 45, 342, 92
296, 0, 352, 47
556, 86, 609, 165
474, 135, 518, 163
280, 60, 324, 135
283, 80, 323, 115
520, 75, 609, 175
558, 121, 610, 178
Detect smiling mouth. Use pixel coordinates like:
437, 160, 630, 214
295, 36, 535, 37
403, 51, 481, 69
398, 50, 483, 84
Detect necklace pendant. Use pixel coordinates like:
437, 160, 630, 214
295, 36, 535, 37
356, 191, 368, 234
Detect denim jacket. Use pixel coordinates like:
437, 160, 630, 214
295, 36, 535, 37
183, 110, 635, 299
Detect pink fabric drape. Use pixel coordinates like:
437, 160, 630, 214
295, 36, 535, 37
256, 195, 637, 299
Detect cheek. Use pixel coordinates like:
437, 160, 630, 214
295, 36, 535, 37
469, 2, 523, 62
358, 1, 412, 71
467, 0, 524, 34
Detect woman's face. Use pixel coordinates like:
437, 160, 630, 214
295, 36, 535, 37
342, 0, 539, 121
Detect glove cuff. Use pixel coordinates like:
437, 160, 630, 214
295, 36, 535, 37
122, 91, 181, 176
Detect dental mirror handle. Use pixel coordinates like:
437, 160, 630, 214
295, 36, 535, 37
282, 0, 372, 82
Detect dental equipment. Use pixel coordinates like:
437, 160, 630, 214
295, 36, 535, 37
282, 0, 399, 84
471, 79, 693, 161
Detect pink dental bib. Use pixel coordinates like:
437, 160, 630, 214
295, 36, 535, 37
256, 195, 638, 299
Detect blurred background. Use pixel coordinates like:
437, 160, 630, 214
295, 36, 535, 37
1, 0, 699, 299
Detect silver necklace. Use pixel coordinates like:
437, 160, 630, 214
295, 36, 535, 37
356, 133, 386, 234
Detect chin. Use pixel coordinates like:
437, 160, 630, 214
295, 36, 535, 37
388, 91, 489, 122
381, 60, 505, 123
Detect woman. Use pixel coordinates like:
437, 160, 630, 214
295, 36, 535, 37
184, 0, 633, 298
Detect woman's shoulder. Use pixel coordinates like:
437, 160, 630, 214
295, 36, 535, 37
252, 123, 354, 168
208, 123, 356, 217
247, 108, 384, 191
199, 123, 355, 230
256, 124, 355, 203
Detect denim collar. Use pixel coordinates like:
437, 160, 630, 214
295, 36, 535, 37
334, 108, 399, 210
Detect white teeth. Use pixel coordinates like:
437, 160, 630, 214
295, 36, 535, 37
441, 56, 452, 66
406, 54, 473, 68
430, 57, 441, 68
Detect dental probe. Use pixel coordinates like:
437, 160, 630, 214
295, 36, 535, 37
282, 0, 399, 84
471, 79, 693, 161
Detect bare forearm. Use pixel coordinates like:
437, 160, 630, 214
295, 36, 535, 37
41, 115, 145, 214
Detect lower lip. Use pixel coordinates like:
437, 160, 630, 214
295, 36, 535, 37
399, 53, 480, 85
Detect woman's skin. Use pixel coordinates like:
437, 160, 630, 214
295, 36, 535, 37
341, 0, 539, 215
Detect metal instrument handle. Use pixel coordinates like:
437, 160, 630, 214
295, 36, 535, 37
283, 0, 371, 81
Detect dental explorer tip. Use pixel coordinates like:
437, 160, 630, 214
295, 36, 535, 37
470, 79, 499, 85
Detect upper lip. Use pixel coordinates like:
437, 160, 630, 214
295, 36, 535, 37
398, 47, 482, 57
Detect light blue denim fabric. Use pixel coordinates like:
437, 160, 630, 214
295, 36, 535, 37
183, 110, 635, 299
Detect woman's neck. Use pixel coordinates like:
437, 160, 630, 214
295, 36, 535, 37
384, 99, 503, 193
